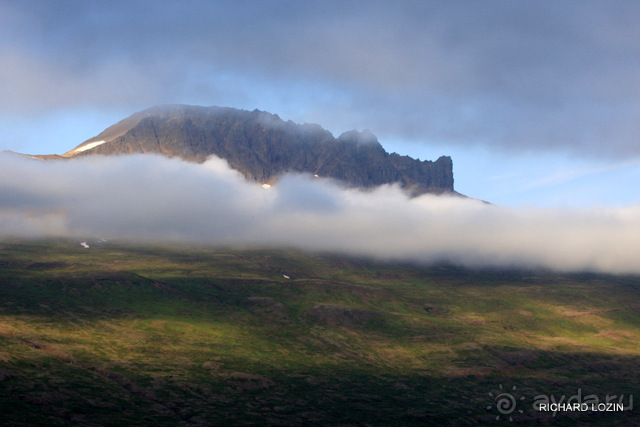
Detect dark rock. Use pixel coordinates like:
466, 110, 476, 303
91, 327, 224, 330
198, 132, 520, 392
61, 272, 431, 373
64, 105, 455, 195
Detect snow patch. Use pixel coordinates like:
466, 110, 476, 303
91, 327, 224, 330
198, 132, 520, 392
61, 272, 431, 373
80, 242, 89, 248
74, 140, 107, 153
282, 274, 290, 279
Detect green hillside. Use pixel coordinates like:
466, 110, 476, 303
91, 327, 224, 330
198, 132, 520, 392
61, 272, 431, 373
0, 239, 638, 425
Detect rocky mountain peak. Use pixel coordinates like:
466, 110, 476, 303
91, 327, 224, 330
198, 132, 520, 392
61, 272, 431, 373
63, 105, 455, 196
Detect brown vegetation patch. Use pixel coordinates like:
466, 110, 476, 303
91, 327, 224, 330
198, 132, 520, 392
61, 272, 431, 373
595, 330, 633, 342
202, 361, 222, 371
222, 372, 274, 390
306, 304, 382, 327
496, 349, 540, 367
0, 367, 13, 380
26, 262, 70, 270
245, 296, 289, 320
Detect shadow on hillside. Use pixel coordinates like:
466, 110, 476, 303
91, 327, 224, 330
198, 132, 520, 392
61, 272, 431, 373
0, 345, 637, 426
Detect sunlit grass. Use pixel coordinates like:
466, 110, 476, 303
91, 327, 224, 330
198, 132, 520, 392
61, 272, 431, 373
0, 239, 638, 425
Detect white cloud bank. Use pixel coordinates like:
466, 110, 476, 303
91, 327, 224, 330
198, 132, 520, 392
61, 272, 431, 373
1, 152, 640, 274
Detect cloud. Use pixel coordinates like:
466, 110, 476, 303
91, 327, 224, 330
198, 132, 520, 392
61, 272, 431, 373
2, 152, 640, 274
2, 1, 640, 158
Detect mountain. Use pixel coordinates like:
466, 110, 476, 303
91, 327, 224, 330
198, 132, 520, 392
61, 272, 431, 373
62, 105, 455, 195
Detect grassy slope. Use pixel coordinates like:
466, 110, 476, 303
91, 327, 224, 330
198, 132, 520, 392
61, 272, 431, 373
0, 239, 638, 425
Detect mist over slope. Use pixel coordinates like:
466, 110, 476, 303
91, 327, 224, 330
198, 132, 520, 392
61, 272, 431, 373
1, 152, 639, 274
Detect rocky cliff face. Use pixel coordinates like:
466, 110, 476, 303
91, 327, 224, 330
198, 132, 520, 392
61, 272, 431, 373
64, 105, 454, 195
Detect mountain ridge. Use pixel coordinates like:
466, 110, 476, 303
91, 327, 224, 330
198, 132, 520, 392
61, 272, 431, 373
56, 105, 455, 195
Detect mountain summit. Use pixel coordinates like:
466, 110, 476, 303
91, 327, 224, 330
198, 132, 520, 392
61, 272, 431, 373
63, 105, 455, 195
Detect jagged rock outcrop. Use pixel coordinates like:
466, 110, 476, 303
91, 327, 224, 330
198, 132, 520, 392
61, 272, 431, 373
63, 105, 455, 195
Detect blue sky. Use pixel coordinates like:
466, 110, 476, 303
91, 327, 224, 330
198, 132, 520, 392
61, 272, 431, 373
2, 0, 640, 207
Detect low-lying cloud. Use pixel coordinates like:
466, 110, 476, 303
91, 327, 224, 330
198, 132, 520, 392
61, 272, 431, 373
2, 153, 640, 274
